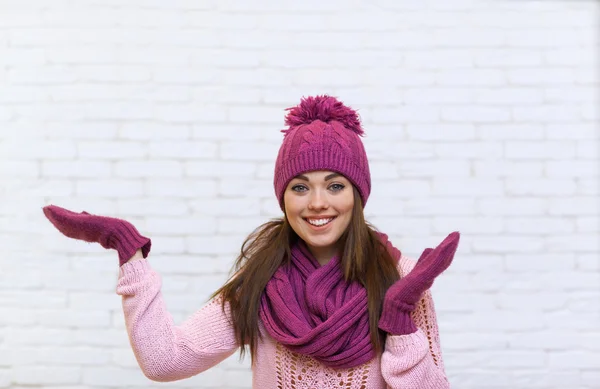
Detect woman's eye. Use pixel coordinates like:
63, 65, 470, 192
291, 185, 308, 192
329, 183, 345, 192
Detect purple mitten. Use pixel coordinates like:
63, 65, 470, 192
379, 232, 460, 335
43, 205, 151, 266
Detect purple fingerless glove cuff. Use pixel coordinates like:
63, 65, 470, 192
378, 300, 418, 335
109, 220, 151, 267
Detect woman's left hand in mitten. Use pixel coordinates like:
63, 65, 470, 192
378, 232, 460, 335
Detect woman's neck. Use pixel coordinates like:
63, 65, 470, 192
307, 245, 339, 266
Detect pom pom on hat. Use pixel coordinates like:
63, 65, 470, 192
283, 95, 363, 136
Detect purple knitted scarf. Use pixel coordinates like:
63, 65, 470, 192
259, 234, 401, 369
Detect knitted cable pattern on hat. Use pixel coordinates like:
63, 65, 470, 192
273, 95, 371, 209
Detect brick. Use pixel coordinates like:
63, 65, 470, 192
0, 161, 39, 177
475, 88, 543, 104
153, 67, 221, 84
45, 123, 119, 139
218, 179, 274, 197
36, 310, 111, 328
512, 105, 581, 123
582, 103, 600, 121
12, 366, 81, 385
0, 86, 48, 103
227, 105, 284, 124
546, 235, 600, 253
545, 87, 597, 103
111, 348, 139, 368
0, 140, 76, 159
12, 346, 111, 365
84, 101, 155, 120
403, 198, 477, 216
68, 292, 119, 310
190, 198, 261, 217
504, 29, 583, 47
150, 254, 230, 274
549, 351, 600, 369
433, 178, 503, 196
548, 197, 599, 215
404, 50, 474, 69
77, 141, 146, 159
433, 216, 503, 234
471, 236, 545, 253
397, 160, 471, 177
8, 67, 78, 84
145, 179, 218, 197
115, 160, 184, 178
0, 308, 36, 325
436, 69, 505, 86
576, 217, 599, 232
217, 217, 267, 235
145, 216, 216, 235
369, 161, 401, 179
474, 161, 543, 177
220, 141, 279, 161
478, 124, 544, 140
544, 48, 598, 66
0, 48, 45, 65
435, 142, 503, 158
120, 123, 190, 140
546, 161, 598, 178
577, 178, 599, 195
42, 160, 111, 178
505, 179, 577, 196
116, 198, 188, 216
366, 69, 436, 87
577, 140, 599, 159
75, 180, 144, 198
367, 140, 435, 159
505, 254, 575, 272
192, 86, 262, 104
82, 367, 149, 386
505, 217, 574, 234
406, 124, 476, 140
375, 179, 431, 197
498, 292, 569, 311
441, 106, 510, 122
368, 216, 431, 236
507, 68, 575, 85
505, 141, 576, 159
46, 47, 117, 64
474, 49, 542, 67
75, 65, 152, 82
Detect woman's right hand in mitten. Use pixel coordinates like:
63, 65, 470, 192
378, 232, 460, 335
42, 205, 151, 266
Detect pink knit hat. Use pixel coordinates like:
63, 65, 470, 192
274, 95, 371, 210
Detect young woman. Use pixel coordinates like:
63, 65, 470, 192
43, 95, 459, 388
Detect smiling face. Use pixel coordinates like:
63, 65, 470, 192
283, 170, 355, 265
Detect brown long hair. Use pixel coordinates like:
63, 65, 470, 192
212, 187, 400, 361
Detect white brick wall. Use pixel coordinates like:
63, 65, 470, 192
1, 0, 599, 388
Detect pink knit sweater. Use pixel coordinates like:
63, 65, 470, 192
116, 255, 450, 388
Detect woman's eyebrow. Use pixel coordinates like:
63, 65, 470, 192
295, 173, 341, 182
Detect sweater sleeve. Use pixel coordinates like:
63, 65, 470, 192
116, 259, 239, 382
380, 257, 450, 389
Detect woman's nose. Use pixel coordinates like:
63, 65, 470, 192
308, 189, 329, 210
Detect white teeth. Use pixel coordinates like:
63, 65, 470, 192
307, 218, 334, 226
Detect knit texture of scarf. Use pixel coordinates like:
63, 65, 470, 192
259, 233, 401, 369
